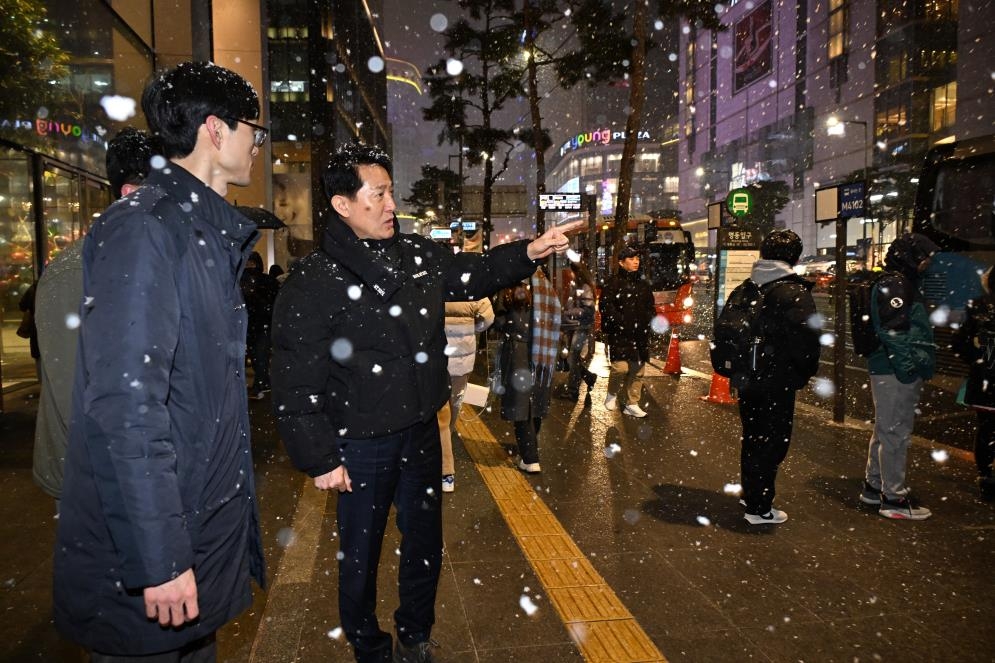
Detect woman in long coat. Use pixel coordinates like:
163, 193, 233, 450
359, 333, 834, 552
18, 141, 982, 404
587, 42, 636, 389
495, 268, 561, 473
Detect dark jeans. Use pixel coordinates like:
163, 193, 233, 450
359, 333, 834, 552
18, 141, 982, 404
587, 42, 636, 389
514, 418, 543, 464
336, 419, 443, 662
91, 634, 216, 663
738, 386, 797, 515
246, 329, 271, 391
976, 409, 995, 478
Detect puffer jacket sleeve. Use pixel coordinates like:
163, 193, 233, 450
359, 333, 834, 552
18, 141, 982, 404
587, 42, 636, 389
770, 280, 821, 386
444, 240, 538, 301
271, 261, 342, 477
79, 211, 191, 589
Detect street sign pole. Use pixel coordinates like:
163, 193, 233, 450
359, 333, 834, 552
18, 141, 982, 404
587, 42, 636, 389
833, 215, 847, 423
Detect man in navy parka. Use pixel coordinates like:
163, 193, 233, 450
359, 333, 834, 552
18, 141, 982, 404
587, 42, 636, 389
53, 62, 266, 659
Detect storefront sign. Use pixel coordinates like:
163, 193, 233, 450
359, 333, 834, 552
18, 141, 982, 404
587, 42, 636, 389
558, 128, 652, 157
0, 116, 104, 143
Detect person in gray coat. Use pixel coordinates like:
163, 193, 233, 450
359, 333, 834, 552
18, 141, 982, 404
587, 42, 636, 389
53, 62, 267, 661
33, 127, 154, 508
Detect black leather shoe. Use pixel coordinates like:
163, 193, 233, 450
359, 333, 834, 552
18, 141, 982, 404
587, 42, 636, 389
393, 639, 439, 663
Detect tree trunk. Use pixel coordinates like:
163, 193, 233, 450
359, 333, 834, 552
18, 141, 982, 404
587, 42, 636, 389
611, 0, 648, 260
524, 3, 546, 235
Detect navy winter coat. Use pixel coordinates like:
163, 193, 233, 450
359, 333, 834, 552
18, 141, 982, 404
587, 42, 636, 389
271, 214, 537, 477
53, 165, 266, 655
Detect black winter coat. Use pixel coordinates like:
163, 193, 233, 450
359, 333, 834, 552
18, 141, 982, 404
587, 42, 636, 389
240, 266, 279, 335
54, 165, 266, 654
953, 296, 995, 410
599, 269, 656, 362
750, 274, 821, 392
271, 215, 537, 477
494, 283, 553, 422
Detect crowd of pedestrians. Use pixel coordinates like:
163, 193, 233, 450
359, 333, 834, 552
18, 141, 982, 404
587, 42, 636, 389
14, 57, 990, 663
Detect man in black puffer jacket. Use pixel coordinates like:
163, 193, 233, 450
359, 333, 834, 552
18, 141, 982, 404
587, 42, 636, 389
738, 230, 821, 525
271, 143, 577, 663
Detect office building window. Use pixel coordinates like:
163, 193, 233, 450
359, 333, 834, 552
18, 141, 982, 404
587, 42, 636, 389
931, 81, 956, 132
635, 153, 660, 173
875, 103, 908, 140
581, 156, 603, 177
926, 0, 959, 20
828, 0, 848, 87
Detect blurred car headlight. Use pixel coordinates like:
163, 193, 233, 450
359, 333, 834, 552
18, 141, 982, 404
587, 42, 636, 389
682, 296, 694, 308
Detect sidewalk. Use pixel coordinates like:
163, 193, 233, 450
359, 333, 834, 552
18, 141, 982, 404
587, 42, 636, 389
1, 339, 993, 662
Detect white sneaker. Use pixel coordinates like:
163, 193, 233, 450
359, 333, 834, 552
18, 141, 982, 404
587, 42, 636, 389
623, 404, 647, 418
744, 508, 788, 525
441, 475, 455, 493
604, 393, 617, 411
518, 460, 542, 473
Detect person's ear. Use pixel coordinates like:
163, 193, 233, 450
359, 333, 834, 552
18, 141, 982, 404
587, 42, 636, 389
330, 194, 351, 217
205, 116, 225, 148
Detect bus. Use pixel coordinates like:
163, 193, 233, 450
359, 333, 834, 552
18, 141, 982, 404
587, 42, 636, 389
643, 220, 696, 328
913, 135, 995, 313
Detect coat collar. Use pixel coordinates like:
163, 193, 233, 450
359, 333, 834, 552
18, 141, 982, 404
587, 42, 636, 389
320, 212, 406, 300
146, 162, 259, 251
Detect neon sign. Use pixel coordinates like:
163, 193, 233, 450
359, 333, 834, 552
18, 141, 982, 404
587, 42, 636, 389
0, 117, 103, 143
559, 128, 652, 156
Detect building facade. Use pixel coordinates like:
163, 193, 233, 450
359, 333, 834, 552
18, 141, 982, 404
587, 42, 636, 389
678, 0, 990, 259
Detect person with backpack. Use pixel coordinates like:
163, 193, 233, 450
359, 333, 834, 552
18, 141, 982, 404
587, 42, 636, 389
952, 266, 995, 501
859, 233, 938, 520
727, 230, 820, 525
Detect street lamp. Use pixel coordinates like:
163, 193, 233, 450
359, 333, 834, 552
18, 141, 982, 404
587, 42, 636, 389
825, 114, 870, 423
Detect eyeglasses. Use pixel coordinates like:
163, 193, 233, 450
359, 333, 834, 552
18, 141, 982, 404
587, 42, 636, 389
236, 118, 269, 147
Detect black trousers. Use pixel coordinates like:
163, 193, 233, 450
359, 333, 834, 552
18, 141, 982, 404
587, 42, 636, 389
514, 418, 543, 464
976, 409, 995, 477
91, 634, 216, 662
246, 329, 271, 391
336, 419, 443, 663
738, 385, 797, 515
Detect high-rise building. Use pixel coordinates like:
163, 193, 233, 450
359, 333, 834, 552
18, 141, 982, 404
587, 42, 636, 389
678, 0, 991, 257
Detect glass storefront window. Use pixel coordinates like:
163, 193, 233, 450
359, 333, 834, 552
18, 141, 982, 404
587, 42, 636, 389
0, 147, 37, 390
42, 163, 80, 263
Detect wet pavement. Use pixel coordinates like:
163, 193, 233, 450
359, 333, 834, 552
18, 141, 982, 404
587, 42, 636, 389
1, 338, 993, 662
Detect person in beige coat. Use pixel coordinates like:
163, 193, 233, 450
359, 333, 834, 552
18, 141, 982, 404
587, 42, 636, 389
438, 298, 494, 492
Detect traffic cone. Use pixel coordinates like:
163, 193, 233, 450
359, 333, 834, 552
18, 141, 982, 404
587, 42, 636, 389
700, 373, 737, 404
663, 331, 682, 376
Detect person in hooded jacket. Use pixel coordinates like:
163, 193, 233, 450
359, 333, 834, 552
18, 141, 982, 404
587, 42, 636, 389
738, 230, 821, 525
53, 63, 267, 661
270, 143, 577, 663
859, 232, 938, 520
953, 266, 995, 500
599, 246, 656, 417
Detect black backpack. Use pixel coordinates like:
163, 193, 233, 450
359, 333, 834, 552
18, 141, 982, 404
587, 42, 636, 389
711, 279, 777, 389
847, 270, 883, 357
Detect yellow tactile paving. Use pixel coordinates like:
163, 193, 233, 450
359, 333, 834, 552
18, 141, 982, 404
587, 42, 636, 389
458, 416, 668, 663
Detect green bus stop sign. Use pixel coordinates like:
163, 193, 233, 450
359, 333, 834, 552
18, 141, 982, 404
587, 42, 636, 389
727, 188, 753, 217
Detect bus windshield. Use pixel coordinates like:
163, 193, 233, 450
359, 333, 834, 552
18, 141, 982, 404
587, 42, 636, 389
929, 154, 995, 246
645, 241, 694, 292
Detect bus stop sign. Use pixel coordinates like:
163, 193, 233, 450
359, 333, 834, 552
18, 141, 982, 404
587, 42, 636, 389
727, 188, 753, 217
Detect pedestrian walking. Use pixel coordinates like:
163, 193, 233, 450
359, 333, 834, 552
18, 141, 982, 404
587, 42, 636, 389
439, 298, 494, 492
599, 246, 656, 417
735, 230, 820, 525
952, 266, 995, 500
860, 232, 939, 520
561, 261, 598, 402
270, 143, 577, 663
240, 251, 279, 399
33, 128, 154, 509
53, 62, 267, 660
494, 268, 562, 474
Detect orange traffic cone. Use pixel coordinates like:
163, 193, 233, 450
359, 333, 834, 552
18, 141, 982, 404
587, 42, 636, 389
663, 331, 682, 376
700, 373, 737, 404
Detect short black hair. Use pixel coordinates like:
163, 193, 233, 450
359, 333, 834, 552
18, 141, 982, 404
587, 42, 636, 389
141, 62, 259, 159
106, 128, 155, 199
760, 229, 803, 266
322, 142, 393, 201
